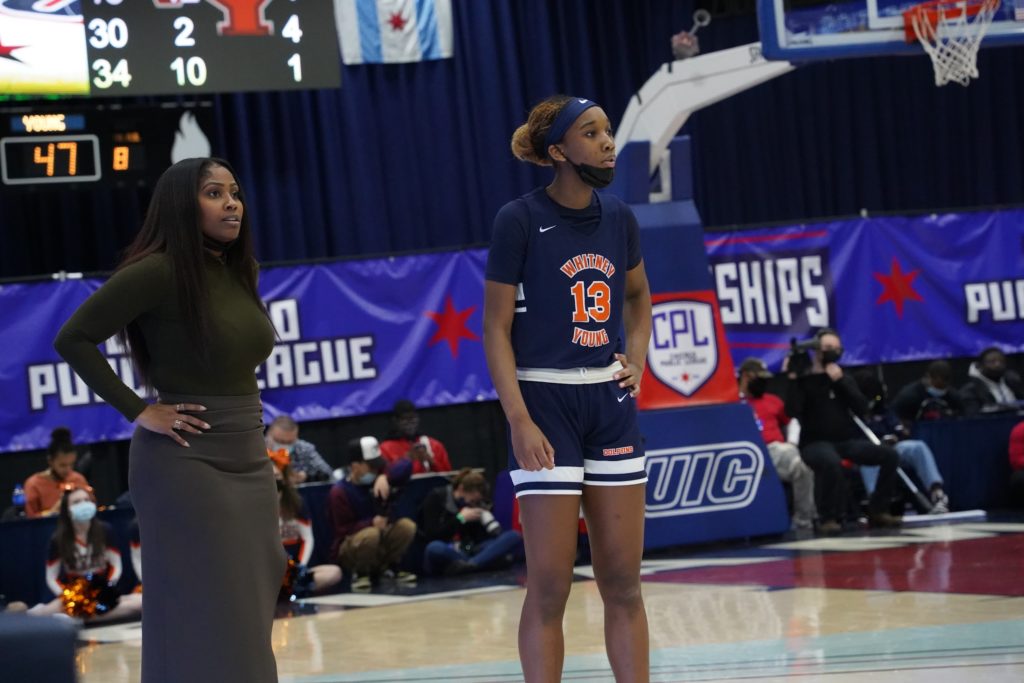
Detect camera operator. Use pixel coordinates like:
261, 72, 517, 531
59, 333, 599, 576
783, 329, 902, 533
418, 469, 524, 577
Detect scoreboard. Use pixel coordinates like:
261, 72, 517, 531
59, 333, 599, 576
0, 1, 341, 97
0, 103, 215, 187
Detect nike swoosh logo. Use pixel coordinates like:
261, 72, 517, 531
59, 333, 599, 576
617, 392, 631, 402
578, 98, 588, 104
539, 225, 558, 233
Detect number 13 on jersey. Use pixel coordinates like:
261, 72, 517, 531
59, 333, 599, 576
570, 281, 611, 323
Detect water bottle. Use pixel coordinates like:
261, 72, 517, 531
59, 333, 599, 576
11, 485, 25, 517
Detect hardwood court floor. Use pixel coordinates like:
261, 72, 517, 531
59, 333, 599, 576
76, 520, 1024, 682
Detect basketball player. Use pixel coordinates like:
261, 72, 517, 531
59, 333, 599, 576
483, 95, 652, 682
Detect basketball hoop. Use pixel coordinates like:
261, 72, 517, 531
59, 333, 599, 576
903, 0, 1000, 87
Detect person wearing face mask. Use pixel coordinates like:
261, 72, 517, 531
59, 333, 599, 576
783, 329, 902, 532
328, 436, 415, 590
27, 488, 142, 621
960, 347, 1024, 414
737, 358, 816, 530
265, 415, 333, 483
890, 360, 966, 427
23, 428, 92, 518
853, 370, 950, 514
379, 399, 453, 474
419, 468, 525, 576
484, 95, 652, 681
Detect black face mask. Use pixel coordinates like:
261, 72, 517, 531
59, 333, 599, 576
559, 147, 615, 189
982, 367, 1005, 382
747, 377, 767, 398
821, 348, 843, 365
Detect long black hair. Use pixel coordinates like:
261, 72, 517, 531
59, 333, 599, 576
53, 489, 106, 571
116, 157, 264, 385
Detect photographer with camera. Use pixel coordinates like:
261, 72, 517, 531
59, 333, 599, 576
419, 468, 524, 576
783, 329, 902, 533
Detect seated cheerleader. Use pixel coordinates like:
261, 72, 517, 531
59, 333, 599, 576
272, 452, 341, 600
28, 487, 142, 622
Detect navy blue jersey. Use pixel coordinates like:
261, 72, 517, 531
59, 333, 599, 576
486, 188, 642, 369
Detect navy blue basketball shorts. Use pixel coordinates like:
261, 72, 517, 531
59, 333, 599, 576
509, 364, 646, 497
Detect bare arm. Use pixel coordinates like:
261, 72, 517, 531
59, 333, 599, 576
483, 280, 554, 471
614, 262, 652, 395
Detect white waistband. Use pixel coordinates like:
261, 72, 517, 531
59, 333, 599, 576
516, 361, 623, 385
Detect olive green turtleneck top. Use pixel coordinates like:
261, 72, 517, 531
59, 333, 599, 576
54, 252, 275, 421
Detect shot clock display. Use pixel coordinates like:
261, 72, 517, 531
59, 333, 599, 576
1, 135, 101, 185
0, 104, 215, 187
0, 1, 341, 97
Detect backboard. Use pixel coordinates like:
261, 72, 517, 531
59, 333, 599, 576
758, 0, 1024, 60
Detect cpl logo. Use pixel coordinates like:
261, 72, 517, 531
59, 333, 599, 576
648, 299, 718, 397
644, 441, 764, 517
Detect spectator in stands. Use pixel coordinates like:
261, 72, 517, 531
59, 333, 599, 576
419, 468, 524, 576
329, 436, 416, 590
890, 360, 966, 427
737, 358, 816, 530
1010, 420, 1024, 507
784, 328, 902, 532
854, 370, 950, 514
27, 487, 141, 621
380, 399, 453, 474
23, 428, 92, 519
961, 347, 1024, 414
265, 415, 333, 483
273, 457, 341, 597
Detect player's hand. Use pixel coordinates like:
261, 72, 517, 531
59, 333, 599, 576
510, 418, 555, 471
613, 353, 643, 397
136, 402, 209, 448
373, 473, 391, 501
825, 363, 843, 381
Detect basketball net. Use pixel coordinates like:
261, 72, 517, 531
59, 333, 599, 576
904, 0, 1000, 86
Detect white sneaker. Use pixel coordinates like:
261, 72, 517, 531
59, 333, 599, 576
929, 488, 950, 514
791, 517, 814, 531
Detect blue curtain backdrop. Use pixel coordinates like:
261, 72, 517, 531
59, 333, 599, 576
2, 2, 1024, 278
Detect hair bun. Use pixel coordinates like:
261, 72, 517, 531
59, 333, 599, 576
50, 427, 73, 446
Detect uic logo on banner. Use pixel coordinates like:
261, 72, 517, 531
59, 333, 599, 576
645, 441, 764, 517
648, 300, 718, 397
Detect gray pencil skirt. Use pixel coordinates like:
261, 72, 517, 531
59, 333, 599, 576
129, 392, 285, 683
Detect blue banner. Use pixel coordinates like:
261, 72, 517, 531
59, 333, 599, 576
639, 403, 790, 549
705, 210, 1024, 369
0, 250, 494, 453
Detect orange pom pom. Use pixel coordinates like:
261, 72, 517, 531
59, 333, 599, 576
268, 448, 290, 472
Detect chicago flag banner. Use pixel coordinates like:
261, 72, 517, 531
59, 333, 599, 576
334, 0, 454, 64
